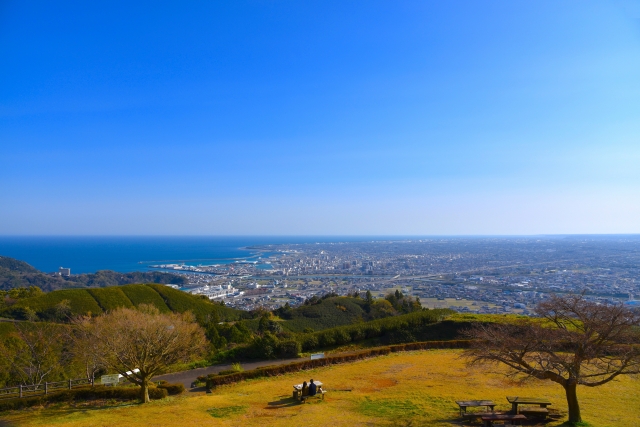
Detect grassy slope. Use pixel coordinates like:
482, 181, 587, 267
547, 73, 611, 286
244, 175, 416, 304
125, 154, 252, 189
119, 285, 172, 313
87, 287, 134, 311
3, 350, 638, 427
148, 284, 242, 320
280, 297, 370, 332
13, 289, 104, 316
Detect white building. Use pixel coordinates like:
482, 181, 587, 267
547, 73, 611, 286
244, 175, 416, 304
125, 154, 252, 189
190, 283, 242, 300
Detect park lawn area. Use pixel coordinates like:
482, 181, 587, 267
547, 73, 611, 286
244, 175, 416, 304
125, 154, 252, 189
2, 350, 639, 427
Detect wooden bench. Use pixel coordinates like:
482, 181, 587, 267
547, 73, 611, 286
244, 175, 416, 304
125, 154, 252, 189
506, 396, 551, 414
518, 407, 549, 418
481, 414, 526, 426
301, 390, 326, 402
462, 411, 501, 420
455, 400, 496, 417
293, 381, 324, 402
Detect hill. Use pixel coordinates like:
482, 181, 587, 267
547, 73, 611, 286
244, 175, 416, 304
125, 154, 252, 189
276, 296, 370, 332
2, 350, 638, 426
0, 256, 39, 274
0, 255, 188, 291
1, 284, 245, 321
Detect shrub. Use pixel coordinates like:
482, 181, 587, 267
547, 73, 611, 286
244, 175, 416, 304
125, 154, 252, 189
157, 382, 185, 395
277, 340, 301, 358
0, 386, 167, 412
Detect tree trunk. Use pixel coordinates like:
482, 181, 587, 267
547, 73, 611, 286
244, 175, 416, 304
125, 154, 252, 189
564, 381, 581, 424
140, 380, 150, 403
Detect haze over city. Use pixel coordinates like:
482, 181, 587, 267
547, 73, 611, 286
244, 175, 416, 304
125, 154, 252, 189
2, 1, 640, 235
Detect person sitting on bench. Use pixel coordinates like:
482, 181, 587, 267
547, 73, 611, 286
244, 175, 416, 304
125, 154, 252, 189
301, 381, 308, 398
308, 379, 317, 396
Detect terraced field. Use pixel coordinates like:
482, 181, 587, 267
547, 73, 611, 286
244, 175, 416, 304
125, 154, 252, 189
7, 284, 244, 320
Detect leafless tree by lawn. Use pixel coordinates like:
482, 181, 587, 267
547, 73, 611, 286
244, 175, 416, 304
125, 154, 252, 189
0, 322, 67, 386
464, 294, 640, 424
78, 304, 207, 403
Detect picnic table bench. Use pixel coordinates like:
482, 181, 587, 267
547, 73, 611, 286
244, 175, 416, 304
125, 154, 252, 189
481, 413, 526, 426
506, 396, 551, 414
455, 400, 496, 417
292, 381, 324, 401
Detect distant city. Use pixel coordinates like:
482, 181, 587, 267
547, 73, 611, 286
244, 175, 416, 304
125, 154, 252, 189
134, 236, 640, 314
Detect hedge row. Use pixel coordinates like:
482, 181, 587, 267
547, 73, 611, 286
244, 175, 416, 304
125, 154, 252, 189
0, 386, 167, 412
156, 381, 185, 395
87, 287, 134, 311
202, 339, 471, 389
119, 285, 171, 313
298, 309, 454, 352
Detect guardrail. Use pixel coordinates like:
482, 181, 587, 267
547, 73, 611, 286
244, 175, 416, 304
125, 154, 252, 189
0, 378, 94, 400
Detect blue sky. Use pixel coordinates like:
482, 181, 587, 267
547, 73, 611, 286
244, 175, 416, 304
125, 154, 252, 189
1, 0, 639, 235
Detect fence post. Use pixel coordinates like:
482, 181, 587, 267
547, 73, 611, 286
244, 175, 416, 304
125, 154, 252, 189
19, 385, 22, 398
69, 379, 72, 390
45, 382, 48, 395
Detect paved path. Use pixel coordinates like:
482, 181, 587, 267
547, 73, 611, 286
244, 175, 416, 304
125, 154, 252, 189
154, 358, 301, 391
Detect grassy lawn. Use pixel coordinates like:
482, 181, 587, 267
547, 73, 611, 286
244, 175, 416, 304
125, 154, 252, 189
2, 350, 639, 427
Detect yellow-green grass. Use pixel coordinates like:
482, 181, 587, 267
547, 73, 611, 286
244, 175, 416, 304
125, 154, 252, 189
2, 350, 638, 427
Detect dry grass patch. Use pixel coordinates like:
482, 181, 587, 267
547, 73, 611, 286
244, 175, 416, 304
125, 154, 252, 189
1, 350, 639, 427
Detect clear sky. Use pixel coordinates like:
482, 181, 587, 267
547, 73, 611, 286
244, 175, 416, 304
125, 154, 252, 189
1, 1, 639, 235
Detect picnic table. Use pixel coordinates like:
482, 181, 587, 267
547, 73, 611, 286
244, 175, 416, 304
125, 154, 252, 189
292, 381, 323, 400
481, 414, 526, 426
455, 400, 496, 417
506, 396, 551, 414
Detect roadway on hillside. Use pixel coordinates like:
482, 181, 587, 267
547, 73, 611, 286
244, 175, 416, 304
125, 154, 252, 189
154, 358, 302, 391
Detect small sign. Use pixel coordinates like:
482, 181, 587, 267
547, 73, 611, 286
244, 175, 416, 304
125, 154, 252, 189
101, 374, 120, 386
310, 352, 325, 360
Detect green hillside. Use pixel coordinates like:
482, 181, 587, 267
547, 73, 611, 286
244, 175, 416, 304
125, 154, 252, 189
120, 284, 172, 313
0, 255, 189, 292
2, 284, 245, 321
148, 284, 240, 320
0, 256, 39, 274
87, 287, 134, 311
278, 296, 370, 332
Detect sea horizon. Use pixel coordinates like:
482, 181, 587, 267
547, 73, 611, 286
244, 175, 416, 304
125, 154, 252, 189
2, 234, 639, 275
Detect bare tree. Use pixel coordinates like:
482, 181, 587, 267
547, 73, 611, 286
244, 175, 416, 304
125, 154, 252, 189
0, 322, 67, 386
68, 316, 105, 382
464, 294, 640, 424
81, 305, 207, 403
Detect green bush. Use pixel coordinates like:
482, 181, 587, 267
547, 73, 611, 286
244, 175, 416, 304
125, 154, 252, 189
277, 339, 301, 358
88, 287, 134, 311
119, 285, 171, 312
157, 382, 185, 395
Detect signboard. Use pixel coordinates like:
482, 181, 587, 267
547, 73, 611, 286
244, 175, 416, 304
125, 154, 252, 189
101, 374, 120, 386
310, 352, 325, 360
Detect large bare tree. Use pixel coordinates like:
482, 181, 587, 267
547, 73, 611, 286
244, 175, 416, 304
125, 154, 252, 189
464, 294, 640, 424
79, 305, 207, 402
0, 321, 67, 386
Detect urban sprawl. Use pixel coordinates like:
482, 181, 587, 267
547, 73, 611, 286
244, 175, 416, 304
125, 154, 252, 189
151, 237, 640, 315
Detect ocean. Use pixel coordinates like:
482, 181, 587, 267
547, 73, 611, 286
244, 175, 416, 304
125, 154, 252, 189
0, 236, 378, 274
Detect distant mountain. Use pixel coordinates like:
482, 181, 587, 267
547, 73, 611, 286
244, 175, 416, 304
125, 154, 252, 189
0, 256, 39, 274
0, 255, 188, 291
